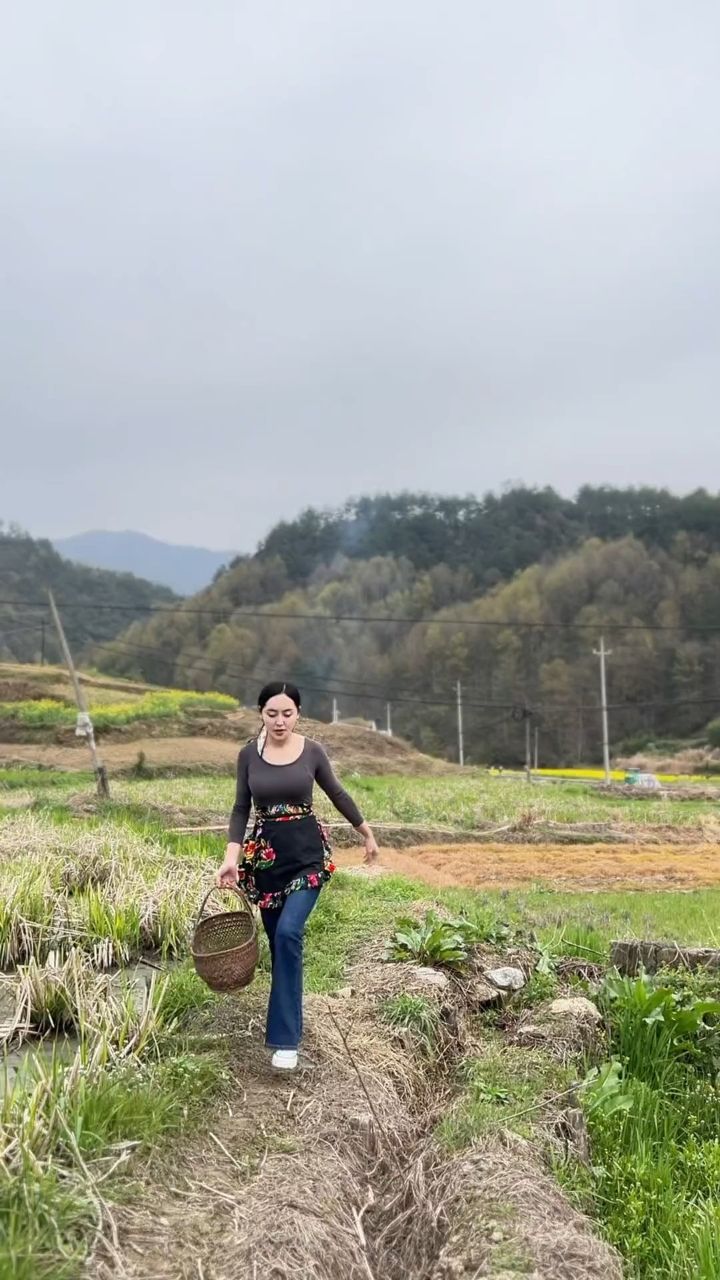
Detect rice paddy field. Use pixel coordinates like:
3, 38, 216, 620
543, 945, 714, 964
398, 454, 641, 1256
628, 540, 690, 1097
2, 757, 720, 1278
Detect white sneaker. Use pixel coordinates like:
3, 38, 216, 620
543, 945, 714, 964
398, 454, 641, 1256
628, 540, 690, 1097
271, 1049, 298, 1071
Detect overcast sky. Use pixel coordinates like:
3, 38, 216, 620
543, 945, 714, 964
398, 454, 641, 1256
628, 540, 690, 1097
1, 2, 719, 552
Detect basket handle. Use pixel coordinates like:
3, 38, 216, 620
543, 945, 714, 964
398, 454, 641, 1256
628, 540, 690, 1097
194, 884, 254, 932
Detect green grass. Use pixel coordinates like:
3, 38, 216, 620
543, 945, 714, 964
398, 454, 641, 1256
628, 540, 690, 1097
438, 1037, 572, 1150
0, 767, 89, 793
5, 778, 720, 1278
0, 1042, 224, 1280
0, 955, 224, 1280
303, 871, 420, 991
11, 769, 717, 841
102, 771, 720, 830
381, 993, 441, 1056
521, 887, 720, 951
576, 970, 720, 1280
428, 885, 720, 954
345, 773, 717, 829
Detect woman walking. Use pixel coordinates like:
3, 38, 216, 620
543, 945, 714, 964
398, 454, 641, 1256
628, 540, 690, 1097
217, 682, 379, 1072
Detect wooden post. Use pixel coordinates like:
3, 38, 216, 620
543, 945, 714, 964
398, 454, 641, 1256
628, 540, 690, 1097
593, 636, 613, 784
456, 681, 465, 766
47, 591, 110, 797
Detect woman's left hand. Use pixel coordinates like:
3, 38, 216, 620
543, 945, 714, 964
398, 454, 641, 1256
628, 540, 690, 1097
363, 835, 380, 864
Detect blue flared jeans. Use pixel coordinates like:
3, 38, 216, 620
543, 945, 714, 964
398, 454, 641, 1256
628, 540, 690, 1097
260, 888, 320, 1050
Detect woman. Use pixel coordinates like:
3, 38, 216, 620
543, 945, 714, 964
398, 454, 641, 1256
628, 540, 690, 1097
217, 682, 379, 1072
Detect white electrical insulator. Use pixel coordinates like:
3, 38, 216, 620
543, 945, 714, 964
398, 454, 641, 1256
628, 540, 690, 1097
75, 711, 93, 738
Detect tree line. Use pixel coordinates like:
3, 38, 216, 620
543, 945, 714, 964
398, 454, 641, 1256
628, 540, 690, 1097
96, 529, 720, 764
4, 488, 720, 765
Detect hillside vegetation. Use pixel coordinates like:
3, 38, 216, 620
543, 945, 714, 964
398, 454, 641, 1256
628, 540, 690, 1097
0, 526, 177, 662
95, 486, 720, 766
5, 489, 720, 767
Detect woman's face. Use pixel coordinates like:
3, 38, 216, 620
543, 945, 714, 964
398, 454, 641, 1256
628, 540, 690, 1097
261, 693, 300, 742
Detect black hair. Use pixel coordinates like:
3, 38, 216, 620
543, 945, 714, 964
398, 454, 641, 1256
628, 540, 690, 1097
257, 681, 302, 711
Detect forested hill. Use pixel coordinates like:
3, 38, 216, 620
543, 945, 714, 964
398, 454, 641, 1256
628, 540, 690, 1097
94, 485, 720, 766
255, 486, 720, 586
0, 527, 177, 664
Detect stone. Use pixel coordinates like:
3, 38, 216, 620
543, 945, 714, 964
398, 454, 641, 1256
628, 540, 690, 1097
514, 996, 604, 1062
484, 967, 526, 993
334, 985, 354, 999
473, 980, 504, 1008
548, 996, 601, 1024
410, 965, 450, 989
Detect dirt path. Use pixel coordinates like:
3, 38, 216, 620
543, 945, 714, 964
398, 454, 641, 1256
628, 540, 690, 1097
91, 964, 620, 1280
337, 841, 720, 891
91, 987, 425, 1280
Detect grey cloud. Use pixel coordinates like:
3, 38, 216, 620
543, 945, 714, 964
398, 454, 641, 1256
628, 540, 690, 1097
1, 1, 719, 548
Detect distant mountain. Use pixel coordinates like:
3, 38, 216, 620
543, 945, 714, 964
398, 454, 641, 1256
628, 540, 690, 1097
0, 527, 178, 665
53, 531, 237, 595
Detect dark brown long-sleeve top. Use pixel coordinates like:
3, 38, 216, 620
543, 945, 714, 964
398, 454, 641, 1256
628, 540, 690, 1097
228, 738, 364, 845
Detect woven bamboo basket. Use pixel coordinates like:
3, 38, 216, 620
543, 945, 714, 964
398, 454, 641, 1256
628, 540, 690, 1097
191, 885, 259, 993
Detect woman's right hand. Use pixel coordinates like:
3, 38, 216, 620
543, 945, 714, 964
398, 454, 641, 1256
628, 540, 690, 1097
216, 853, 240, 889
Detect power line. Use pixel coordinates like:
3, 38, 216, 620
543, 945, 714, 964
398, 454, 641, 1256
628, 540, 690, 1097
88, 638, 512, 710
88, 635, 457, 700
6, 693, 718, 735
2, 625, 718, 717
80, 637, 720, 716
2, 596, 720, 633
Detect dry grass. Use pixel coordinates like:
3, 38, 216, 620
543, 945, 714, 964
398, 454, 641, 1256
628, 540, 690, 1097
618, 746, 720, 775
90, 991, 421, 1280
0, 790, 34, 810
2, 947, 170, 1053
0, 813, 206, 969
428, 1136, 622, 1280
89, 956, 619, 1280
337, 839, 720, 891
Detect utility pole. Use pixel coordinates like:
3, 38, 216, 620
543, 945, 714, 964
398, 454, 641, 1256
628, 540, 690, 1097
512, 703, 533, 782
456, 680, 465, 766
40, 619, 46, 666
386, 702, 392, 736
47, 591, 110, 797
332, 697, 339, 725
534, 724, 539, 771
593, 635, 613, 784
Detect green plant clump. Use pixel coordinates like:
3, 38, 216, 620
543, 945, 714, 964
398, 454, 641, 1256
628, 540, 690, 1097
580, 970, 720, 1279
